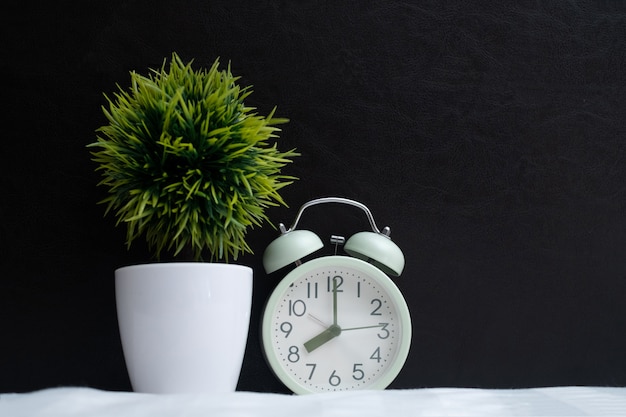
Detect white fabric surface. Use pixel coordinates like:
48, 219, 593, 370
1, 386, 625, 416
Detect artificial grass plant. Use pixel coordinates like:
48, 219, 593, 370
88, 53, 298, 261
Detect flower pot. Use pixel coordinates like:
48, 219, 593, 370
115, 262, 253, 393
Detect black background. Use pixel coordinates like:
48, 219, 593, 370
1, 0, 625, 393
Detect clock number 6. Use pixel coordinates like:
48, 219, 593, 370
329, 370, 341, 386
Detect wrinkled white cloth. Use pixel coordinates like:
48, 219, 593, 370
1, 386, 625, 416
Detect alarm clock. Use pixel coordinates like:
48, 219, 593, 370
261, 197, 412, 394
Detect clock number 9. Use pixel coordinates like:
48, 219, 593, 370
279, 321, 292, 338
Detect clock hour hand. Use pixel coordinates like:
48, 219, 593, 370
303, 324, 341, 353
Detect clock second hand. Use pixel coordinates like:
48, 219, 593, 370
341, 323, 385, 331
304, 323, 384, 353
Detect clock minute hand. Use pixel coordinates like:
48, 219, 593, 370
332, 277, 338, 326
303, 324, 342, 353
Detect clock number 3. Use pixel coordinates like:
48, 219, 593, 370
377, 323, 390, 339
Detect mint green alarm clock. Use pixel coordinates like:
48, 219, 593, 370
261, 197, 412, 394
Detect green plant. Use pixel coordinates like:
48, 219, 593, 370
88, 53, 298, 261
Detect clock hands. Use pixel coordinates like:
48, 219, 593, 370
304, 278, 340, 353
303, 323, 386, 353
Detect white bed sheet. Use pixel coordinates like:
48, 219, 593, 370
1, 386, 625, 416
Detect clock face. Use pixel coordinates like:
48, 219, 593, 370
262, 256, 411, 394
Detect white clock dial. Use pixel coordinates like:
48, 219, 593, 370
262, 256, 411, 394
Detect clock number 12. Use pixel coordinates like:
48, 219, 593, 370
327, 275, 344, 292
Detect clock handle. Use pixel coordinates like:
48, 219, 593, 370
284, 197, 391, 238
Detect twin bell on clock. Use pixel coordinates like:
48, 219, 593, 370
261, 197, 412, 394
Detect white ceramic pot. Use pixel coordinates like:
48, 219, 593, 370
115, 263, 253, 393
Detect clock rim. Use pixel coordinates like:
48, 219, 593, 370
261, 255, 412, 394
